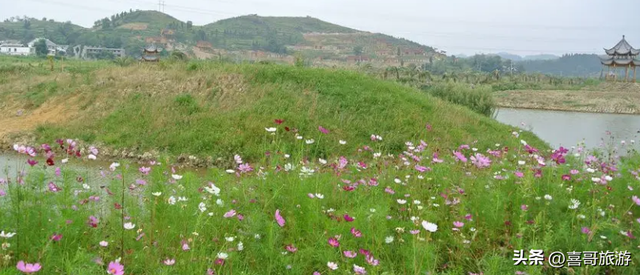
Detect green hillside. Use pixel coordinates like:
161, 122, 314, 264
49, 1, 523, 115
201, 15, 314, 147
0, 11, 435, 58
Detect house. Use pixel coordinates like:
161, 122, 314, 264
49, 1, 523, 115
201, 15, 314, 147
27, 38, 68, 55
0, 42, 33, 56
346, 56, 370, 63
80, 46, 126, 59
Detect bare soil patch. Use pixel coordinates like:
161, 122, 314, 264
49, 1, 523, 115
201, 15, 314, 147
118, 23, 148, 30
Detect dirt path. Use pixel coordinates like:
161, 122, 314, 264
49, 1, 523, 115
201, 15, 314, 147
0, 97, 80, 141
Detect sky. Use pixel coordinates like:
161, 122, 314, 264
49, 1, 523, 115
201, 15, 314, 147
1, 0, 638, 56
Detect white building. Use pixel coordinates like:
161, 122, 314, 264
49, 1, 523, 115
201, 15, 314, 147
0, 43, 33, 56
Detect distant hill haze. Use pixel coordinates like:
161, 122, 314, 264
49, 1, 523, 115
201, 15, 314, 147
0, 10, 438, 66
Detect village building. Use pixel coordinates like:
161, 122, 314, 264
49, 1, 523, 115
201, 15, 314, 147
0, 42, 33, 56
600, 35, 639, 82
77, 46, 126, 59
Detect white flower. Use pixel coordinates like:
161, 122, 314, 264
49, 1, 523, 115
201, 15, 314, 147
373, 152, 382, 158
152, 192, 162, 197
305, 139, 315, 144
254, 234, 261, 239
216, 199, 224, 206
327, 262, 338, 270
0, 231, 16, 238
99, 241, 108, 247
518, 160, 525, 165
520, 140, 527, 146
394, 178, 402, 184
586, 168, 596, 173
237, 242, 244, 251
204, 183, 221, 196
216, 252, 229, 259
544, 194, 553, 200
296, 135, 303, 140
369, 208, 376, 213
413, 200, 421, 205
339, 140, 347, 145
109, 162, 120, 171
168, 196, 176, 205
82, 184, 90, 190
88, 154, 97, 160
318, 158, 327, 164
123, 222, 135, 230
177, 196, 188, 202
421, 221, 438, 232
198, 202, 207, 213
225, 236, 235, 242
604, 175, 613, 181
385, 236, 394, 243
225, 169, 235, 174
568, 199, 581, 209
171, 174, 183, 180
265, 127, 276, 133
397, 199, 407, 205
577, 214, 586, 219
315, 193, 324, 199
61, 158, 69, 164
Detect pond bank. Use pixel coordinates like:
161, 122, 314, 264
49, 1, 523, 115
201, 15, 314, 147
494, 86, 640, 115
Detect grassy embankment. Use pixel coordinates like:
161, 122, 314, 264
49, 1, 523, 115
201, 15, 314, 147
2, 56, 640, 274
0, 56, 543, 166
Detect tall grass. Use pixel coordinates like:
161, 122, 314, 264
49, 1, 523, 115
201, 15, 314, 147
421, 82, 496, 117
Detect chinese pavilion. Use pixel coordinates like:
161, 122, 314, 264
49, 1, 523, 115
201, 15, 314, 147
600, 35, 639, 82
141, 44, 160, 62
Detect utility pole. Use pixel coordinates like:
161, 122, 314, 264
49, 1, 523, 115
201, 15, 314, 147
158, 0, 165, 12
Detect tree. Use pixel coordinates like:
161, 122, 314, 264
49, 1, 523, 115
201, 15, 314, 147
353, 46, 363, 56
186, 21, 193, 30
23, 20, 31, 29
34, 39, 48, 57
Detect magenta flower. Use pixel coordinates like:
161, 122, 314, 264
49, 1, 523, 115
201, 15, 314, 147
365, 255, 380, 266
328, 237, 340, 247
464, 214, 473, 221
50, 234, 62, 241
107, 261, 124, 275
318, 126, 329, 134
139, 166, 151, 175
16, 261, 41, 273
514, 171, 524, 178
275, 209, 285, 227
581, 227, 591, 234
55, 167, 61, 177
27, 159, 38, 167
520, 205, 528, 211
343, 214, 354, 222
238, 163, 253, 173
561, 174, 571, 181
343, 250, 357, 258
415, 165, 428, 172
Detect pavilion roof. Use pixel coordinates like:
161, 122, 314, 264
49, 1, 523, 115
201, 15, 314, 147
604, 35, 639, 56
600, 56, 640, 66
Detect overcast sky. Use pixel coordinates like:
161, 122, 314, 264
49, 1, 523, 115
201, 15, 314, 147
2, 0, 638, 56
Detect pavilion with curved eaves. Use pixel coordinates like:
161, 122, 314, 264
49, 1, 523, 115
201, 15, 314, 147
600, 35, 639, 82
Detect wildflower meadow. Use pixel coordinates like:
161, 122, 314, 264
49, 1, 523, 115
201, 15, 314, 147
1, 122, 639, 275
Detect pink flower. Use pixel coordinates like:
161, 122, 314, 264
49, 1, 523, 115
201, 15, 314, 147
514, 171, 524, 178
365, 255, 379, 266
181, 240, 190, 251
285, 244, 297, 253
328, 237, 340, 247
464, 214, 473, 221
633, 196, 640, 206
453, 221, 464, 228
223, 209, 237, 218
570, 169, 579, 175
275, 209, 285, 227
581, 227, 591, 234
48, 182, 61, 192
350, 227, 362, 238
353, 264, 367, 274
107, 261, 124, 275
318, 126, 329, 134
470, 153, 491, 168
384, 187, 395, 194
163, 258, 175, 266
139, 167, 151, 175
343, 250, 357, 258
16, 261, 41, 273
520, 205, 528, 211
415, 165, 428, 172
50, 234, 62, 241
453, 151, 467, 162
55, 167, 61, 177
238, 163, 253, 173
410, 229, 420, 235
27, 159, 38, 167
561, 174, 571, 181
88, 216, 99, 228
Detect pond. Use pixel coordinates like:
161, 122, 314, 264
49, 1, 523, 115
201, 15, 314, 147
494, 108, 640, 154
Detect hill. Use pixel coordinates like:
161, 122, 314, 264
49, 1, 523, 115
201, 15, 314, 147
0, 11, 437, 65
0, 57, 544, 165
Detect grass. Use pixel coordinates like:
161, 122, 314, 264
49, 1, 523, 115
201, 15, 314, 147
421, 82, 496, 117
0, 57, 546, 165
1, 129, 639, 274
